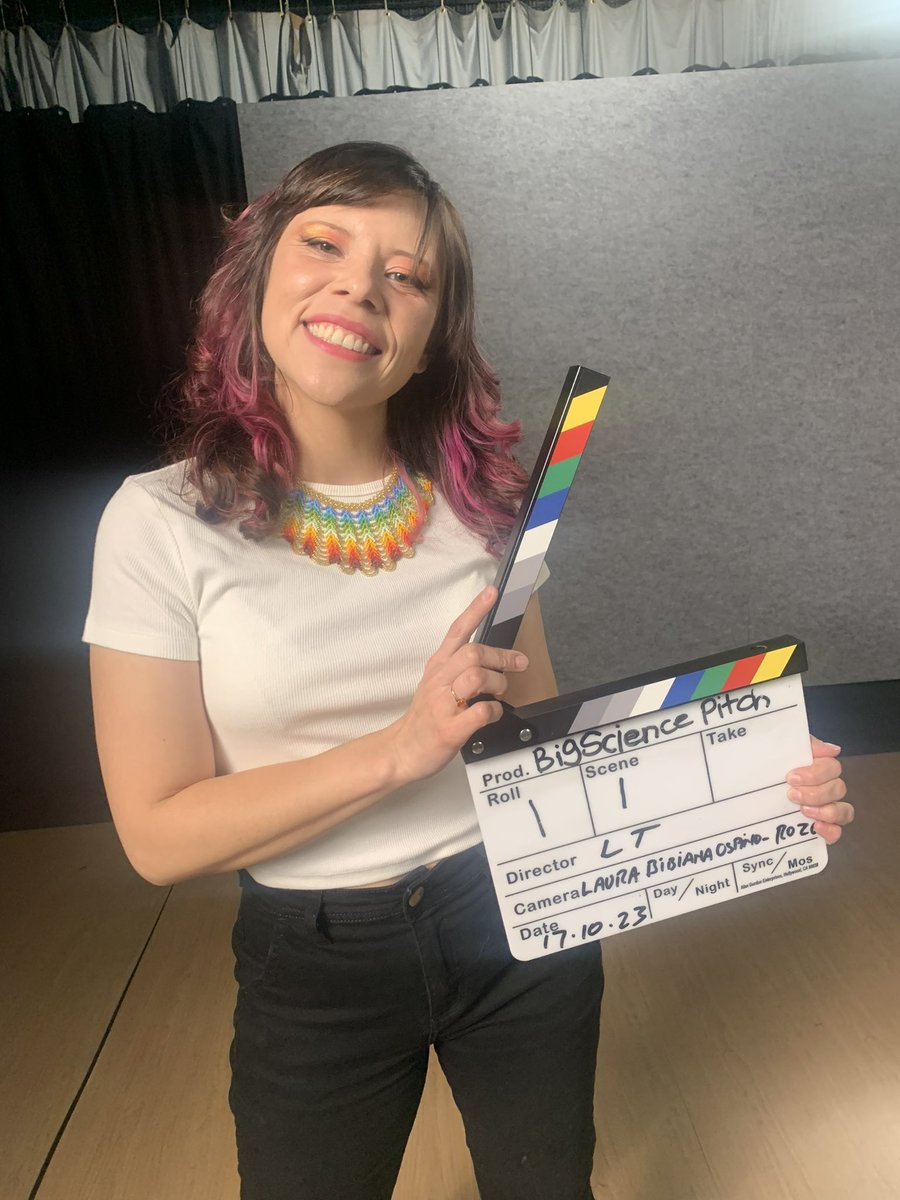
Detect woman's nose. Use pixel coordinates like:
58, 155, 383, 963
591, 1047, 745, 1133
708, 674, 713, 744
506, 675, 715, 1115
330, 258, 383, 309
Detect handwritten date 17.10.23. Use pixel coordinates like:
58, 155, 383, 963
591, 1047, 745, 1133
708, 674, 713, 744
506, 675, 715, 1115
542, 904, 649, 951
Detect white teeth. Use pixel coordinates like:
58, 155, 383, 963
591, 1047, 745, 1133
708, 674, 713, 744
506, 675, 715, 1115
307, 322, 376, 355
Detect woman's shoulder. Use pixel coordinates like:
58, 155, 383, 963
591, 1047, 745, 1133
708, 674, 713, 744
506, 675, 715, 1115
106, 460, 198, 522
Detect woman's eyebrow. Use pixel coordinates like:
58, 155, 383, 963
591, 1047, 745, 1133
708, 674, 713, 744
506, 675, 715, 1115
394, 251, 436, 279
297, 221, 347, 235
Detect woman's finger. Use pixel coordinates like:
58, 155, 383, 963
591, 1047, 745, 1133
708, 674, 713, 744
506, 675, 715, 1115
440, 638, 527, 685
808, 813, 854, 845
448, 666, 511, 706
810, 734, 841, 759
786, 776, 848, 807
454, 698, 505, 736
799, 800, 855, 827
435, 586, 499, 660
425, 588, 532, 691
785, 757, 843, 788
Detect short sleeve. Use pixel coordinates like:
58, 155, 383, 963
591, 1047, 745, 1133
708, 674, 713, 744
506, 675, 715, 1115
82, 477, 199, 660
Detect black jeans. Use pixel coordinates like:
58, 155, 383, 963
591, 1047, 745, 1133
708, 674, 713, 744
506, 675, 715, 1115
229, 843, 604, 1200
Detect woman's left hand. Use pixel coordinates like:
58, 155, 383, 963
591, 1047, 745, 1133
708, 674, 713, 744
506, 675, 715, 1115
786, 735, 855, 845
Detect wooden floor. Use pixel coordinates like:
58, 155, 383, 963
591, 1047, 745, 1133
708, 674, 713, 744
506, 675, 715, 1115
2, 754, 899, 1200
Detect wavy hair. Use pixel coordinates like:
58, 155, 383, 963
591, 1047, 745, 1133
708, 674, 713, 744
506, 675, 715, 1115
171, 141, 528, 555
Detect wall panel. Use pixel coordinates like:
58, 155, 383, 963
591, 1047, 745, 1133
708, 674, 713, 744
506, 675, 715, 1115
238, 61, 900, 690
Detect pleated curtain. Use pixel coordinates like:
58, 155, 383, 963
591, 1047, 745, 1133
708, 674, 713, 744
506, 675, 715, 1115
2, 0, 899, 119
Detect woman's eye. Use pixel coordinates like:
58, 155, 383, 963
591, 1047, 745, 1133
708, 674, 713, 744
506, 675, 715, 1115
302, 237, 337, 253
388, 270, 425, 290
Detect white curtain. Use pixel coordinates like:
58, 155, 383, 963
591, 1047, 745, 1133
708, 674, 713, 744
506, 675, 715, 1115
3, 0, 899, 120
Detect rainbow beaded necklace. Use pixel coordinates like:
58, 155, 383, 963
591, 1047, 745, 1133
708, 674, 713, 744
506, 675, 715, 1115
281, 468, 434, 576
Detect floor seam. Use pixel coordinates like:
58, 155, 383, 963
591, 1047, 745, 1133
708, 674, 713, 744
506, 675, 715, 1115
27, 886, 174, 1200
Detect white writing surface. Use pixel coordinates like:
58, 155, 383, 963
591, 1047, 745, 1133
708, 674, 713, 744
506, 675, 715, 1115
466, 675, 827, 961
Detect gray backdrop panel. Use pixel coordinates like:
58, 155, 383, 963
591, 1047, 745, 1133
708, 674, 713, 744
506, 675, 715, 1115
238, 60, 900, 691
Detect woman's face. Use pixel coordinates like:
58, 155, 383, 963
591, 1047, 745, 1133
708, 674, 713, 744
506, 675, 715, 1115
260, 193, 440, 421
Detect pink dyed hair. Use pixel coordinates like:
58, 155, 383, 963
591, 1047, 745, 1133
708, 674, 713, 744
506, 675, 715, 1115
171, 141, 527, 555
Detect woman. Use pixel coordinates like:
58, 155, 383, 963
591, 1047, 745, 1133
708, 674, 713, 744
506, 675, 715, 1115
84, 142, 853, 1200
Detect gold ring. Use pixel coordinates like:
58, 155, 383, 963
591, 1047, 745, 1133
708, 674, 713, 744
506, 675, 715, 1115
449, 687, 467, 709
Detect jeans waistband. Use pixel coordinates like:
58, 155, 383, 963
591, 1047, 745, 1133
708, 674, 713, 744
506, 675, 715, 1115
238, 842, 490, 922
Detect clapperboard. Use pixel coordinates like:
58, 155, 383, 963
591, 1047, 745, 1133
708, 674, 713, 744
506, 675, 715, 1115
464, 366, 827, 961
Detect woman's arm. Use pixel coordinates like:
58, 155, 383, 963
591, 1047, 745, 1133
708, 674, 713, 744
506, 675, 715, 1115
90, 586, 526, 887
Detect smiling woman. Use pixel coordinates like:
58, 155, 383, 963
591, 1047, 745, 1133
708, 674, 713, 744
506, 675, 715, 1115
81, 141, 600, 1200
80, 141, 851, 1200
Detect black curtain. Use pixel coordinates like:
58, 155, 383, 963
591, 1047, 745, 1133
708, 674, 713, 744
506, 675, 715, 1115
0, 99, 247, 831
1, 97, 247, 467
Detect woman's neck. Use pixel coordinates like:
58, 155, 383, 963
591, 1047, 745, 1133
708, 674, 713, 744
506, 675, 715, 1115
289, 406, 392, 486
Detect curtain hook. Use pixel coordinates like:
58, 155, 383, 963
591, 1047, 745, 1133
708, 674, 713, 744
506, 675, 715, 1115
383, 0, 389, 15
226, 0, 232, 18
112, 0, 122, 26
331, 0, 336, 17
305, 0, 311, 17
157, 0, 163, 24
183, 0, 189, 24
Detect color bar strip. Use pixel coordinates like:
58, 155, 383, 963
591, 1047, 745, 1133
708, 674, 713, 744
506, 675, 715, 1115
476, 367, 609, 649
518, 521, 557, 560
662, 670, 704, 708
568, 645, 801, 734
525, 489, 569, 530
549, 422, 594, 465
751, 645, 797, 684
494, 582, 539, 626
561, 386, 606, 432
505, 553, 548, 594
722, 654, 765, 691
690, 661, 734, 700
537, 456, 581, 498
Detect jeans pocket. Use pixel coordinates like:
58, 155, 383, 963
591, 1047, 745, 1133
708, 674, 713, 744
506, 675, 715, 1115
232, 893, 285, 989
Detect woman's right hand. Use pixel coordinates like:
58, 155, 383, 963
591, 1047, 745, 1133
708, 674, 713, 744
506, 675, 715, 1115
385, 586, 529, 787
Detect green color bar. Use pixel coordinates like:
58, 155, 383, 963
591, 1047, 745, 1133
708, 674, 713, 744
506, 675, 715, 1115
538, 455, 581, 499
691, 661, 735, 700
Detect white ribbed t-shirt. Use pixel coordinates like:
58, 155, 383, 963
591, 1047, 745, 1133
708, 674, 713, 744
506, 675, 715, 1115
83, 462, 505, 889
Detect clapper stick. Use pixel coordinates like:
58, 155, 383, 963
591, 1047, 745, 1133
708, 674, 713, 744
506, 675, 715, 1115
461, 367, 822, 960
474, 365, 610, 650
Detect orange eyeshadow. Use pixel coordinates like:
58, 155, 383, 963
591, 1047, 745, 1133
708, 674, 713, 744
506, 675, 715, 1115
298, 223, 344, 240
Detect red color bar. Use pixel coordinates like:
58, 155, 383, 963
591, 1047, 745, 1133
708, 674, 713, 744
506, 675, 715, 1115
722, 654, 766, 690
549, 421, 593, 465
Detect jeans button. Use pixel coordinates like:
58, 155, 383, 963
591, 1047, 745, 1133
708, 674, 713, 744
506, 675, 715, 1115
408, 885, 425, 908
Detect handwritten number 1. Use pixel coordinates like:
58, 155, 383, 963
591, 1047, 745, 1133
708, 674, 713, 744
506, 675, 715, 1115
528, 798, 547, 838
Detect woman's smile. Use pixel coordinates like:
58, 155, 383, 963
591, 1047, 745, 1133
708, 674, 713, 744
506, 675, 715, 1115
302, 316, 383, 359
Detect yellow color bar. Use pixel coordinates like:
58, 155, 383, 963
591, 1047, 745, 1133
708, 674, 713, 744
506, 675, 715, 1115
561, 385, 607, 433
751, 645, 797, 684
